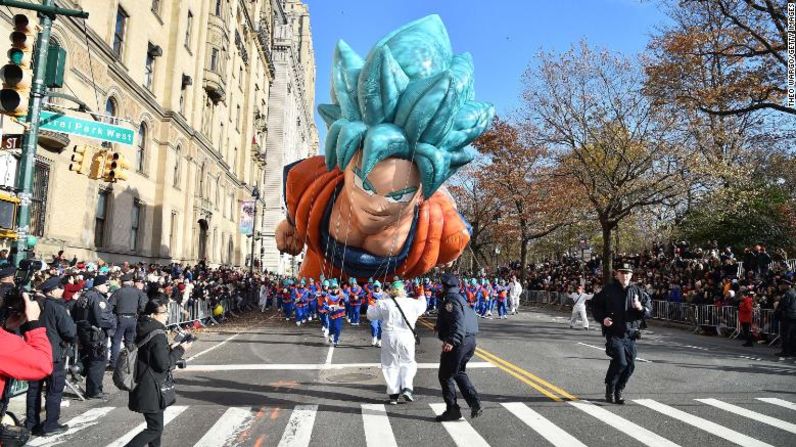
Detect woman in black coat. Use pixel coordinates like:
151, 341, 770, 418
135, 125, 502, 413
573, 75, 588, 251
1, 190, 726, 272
126, 295, 191, 447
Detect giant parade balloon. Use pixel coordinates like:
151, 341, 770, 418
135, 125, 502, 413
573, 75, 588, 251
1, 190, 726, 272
276, 14, 495, 281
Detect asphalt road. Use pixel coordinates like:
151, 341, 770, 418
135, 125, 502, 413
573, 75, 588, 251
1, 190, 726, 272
17, 304, 796, 447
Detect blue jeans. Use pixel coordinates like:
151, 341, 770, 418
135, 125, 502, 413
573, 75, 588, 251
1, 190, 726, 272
350, 305, 361, 324
282, 303, 293, 319
329, 317, 344, 344
370, 319, 382, 339
497, 301, 507, 317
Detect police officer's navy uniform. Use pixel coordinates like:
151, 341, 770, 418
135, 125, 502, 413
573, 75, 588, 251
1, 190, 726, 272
435, 273, 482, 421
108, 275, 148, 367
25, 276, 76, 435
591, 265, 651, 404
71, 275, 115, 398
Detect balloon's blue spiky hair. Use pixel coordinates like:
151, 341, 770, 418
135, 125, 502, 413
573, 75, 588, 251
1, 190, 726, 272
318, 15, 495, 198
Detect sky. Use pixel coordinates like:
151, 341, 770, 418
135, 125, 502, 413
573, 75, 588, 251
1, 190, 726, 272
304, 0, 671, 146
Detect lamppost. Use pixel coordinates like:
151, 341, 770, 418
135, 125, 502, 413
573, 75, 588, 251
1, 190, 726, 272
250, 185, 260, 275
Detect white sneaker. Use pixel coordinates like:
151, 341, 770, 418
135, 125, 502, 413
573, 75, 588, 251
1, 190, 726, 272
372, 337, 377, 346
376, 340, 382, 347
296, 322, 301, 326
486, 311, 492, 317
309, 317, 313, 321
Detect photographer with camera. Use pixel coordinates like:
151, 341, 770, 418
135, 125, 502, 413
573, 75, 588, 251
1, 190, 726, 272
1, 266, 53, 445
71, 275, 116, 400
126, 295, 191, 447
24, 276, 76, 436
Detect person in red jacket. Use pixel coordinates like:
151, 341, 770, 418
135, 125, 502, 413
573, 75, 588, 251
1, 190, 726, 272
0, 290, 54, 402
62, 274, 85, 302
738, 291, 756, 347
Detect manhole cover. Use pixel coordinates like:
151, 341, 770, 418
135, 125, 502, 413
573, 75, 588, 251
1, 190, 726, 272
324, 371, 379, 383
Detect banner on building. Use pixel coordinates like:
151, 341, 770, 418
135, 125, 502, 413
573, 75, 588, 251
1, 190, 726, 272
240, 200, 255, 235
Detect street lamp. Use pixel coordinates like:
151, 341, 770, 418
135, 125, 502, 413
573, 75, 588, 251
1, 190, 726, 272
250, 185, 260, 275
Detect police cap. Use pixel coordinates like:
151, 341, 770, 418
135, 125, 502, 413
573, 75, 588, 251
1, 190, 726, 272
0, 265, 15, 279
441, 273, 460, 287
40, 276, 64, 293
93, 275, 108, 287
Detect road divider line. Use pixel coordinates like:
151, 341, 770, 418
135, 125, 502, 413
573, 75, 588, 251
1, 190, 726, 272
28, 406, 115, 446
576, 342, 651, 363
361, 404, 398, 447
429, 403, 491, 447
695, 398, 796, 434
187, 325, 254, 361
194, 407, 254, 447
106, 406, 188, 447
473, 349, 561, 401
325, 344, 334, 365
178, 362, 496, 372
569, 401, 680, 447
475, 348, 577, 401
277, 405, 318, 447
756, 397, 796, 411
634, 399, 774, 447
501, 402, 587, 447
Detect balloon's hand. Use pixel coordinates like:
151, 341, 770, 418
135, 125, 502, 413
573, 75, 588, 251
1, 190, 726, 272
276, 220, 304, 255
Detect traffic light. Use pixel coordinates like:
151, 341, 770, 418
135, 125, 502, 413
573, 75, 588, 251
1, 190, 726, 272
68, 144, 89, 173
0, 14, 34, 117
87, 149, 106, 180
102, 151, 129, 182
0, 190, 20, 239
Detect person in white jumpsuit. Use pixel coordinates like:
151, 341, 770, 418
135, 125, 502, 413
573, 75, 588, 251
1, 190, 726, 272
508, 276, 523, 315
568, 284, 593, 329
366, 280, 427, 404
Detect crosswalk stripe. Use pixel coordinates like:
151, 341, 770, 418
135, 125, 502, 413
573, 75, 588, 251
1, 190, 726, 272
27, 406, 115, 447
695, 398, 796, 434
429, 403, 490, 447
756, 397, 796, 411
277, 404, 318, 447
361, 404, 398, 447
501, 402, 587, 447
634, 399, 774, 447
568, 401, 680, 447
105, 405, 188, 447
193, 407, 254, 447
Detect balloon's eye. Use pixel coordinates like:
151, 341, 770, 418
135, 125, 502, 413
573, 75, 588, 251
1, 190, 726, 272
385, 187, 418, 204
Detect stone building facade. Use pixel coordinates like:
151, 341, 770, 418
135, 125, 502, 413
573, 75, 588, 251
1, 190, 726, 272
0, 0, 317, 270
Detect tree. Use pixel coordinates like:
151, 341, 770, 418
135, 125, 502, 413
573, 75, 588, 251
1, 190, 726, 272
647, 0, 794, 117
522, 42, 688, 283
471, 117, 577, 281
447, 160, 502, 272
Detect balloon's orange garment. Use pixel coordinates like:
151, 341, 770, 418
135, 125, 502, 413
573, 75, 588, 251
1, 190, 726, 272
284, 156, 470, 281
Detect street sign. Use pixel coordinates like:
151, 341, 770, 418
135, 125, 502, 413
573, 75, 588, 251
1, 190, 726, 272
1, 133, 23, 149
27, 111, 135, 146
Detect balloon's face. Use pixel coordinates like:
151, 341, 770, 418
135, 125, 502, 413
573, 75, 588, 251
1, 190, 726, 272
343, 151, 422, 234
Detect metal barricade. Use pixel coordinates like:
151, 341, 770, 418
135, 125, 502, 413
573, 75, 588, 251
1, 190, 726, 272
720, 306, 740, 338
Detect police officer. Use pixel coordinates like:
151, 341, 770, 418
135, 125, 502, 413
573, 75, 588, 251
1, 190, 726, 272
108, 273, 148, 368
775, 279, 796, 358
591, 263, 651, 404
71, 274, 115, 399
0, 265, 17, 303
435, 273, 482, 422
25, 276, 76, 436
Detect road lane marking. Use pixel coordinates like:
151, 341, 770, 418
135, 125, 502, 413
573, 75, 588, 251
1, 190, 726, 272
105, 406, 188, 447
501, 402, 587, 447
756, 397, 796, 411
361, 404, 398, 447
576, 342, 651, 363
417, 317, 575, 401
193, 407, 254, 446
429, 403, 491, 447
277, 405, 317, 447
696, 398, 796, 434
325, 344, 334, 364
187, 326, 253, 361
569, 401, 681, 447
634, 399, 774, 447
178, 362, 496, 372
28, 407, 115, 446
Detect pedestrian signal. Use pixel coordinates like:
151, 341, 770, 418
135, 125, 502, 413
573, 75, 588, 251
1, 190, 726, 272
0, 15, 34, 117
68, 144, 89, 173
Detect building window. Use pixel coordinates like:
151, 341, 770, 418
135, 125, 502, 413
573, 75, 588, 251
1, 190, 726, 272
214, 0, 223, 16
218, 122, 224, 154
173, 147, 181, 187
144, 51, 155, 90
232, 147, 238, 174
236, 105, 240, 130
210, 48, 219, 72
136, 123, 147, 173
239, 66, 243, 89
30, 161, 49, 237
151, 0, 160, 14
131, 201, 142, 251
113, 6, 128, 58
169, 211, 177, 248
103, 97, 117, 148
185, 11, 193, 48
95, 190, 109, 247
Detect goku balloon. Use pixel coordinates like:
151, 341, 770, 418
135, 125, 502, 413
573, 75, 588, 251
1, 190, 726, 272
275, 15, 495, 281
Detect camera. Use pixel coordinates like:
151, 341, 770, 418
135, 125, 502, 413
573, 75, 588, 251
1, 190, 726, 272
175, 359, 187, 369
0, 259, 43, 325
173, 332, 197, 344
